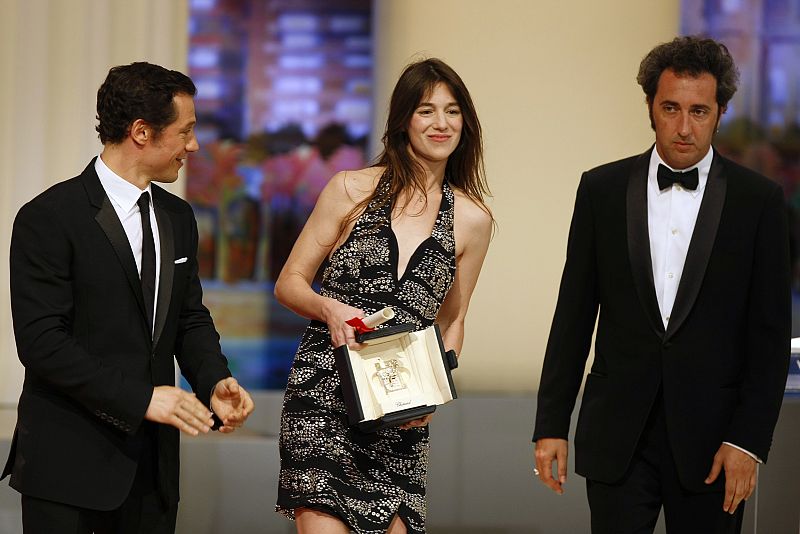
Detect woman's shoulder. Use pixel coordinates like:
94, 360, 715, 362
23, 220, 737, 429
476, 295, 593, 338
321, 166, 385, 206
450, 186, 493, 230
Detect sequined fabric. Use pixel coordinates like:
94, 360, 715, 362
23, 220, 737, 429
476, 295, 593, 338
276, 176, 456, 534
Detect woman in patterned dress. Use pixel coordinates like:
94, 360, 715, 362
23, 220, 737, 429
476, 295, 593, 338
274, 58, 493, 534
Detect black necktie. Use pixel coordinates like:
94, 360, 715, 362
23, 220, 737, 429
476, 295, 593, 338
137, 192, 156, 335
657, 164, 699, 191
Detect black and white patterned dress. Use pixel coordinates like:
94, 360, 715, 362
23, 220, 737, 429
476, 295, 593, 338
276, 176, 456, 534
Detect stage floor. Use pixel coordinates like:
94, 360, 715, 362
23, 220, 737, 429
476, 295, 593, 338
1, 395, 798, 534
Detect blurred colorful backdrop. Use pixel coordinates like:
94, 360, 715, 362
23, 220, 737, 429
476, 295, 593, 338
185, 0, 372, 389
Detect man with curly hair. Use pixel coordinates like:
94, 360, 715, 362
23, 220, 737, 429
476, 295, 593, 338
533, 37, 790, 533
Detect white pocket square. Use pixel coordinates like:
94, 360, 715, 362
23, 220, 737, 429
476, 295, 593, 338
174, 257, 188, 264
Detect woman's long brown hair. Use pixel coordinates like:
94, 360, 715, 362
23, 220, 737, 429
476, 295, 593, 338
336, 58, 492, 242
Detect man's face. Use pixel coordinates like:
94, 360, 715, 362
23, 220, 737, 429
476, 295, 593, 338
651, 68, 721, 170
144, 93, 199, 183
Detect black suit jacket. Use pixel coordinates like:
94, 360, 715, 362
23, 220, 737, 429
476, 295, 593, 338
533, 148, 791, 492
2, 159, 232, 510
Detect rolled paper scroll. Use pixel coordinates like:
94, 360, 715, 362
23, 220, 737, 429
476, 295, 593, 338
362, 307, 395, 329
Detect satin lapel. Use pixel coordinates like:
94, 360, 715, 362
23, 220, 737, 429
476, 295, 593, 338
664, 154, 726, 340
153, 202, 174, 350
627, 151, 665, 337
93, 191, 149, 325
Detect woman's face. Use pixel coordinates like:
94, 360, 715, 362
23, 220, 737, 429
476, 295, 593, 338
406, 82, 463, 166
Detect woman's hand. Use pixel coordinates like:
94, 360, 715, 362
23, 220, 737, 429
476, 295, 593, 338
322, 297, 365, 348
399, 414, 433, 430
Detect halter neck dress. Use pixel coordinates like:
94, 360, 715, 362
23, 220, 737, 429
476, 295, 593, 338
276, 176, 457, 534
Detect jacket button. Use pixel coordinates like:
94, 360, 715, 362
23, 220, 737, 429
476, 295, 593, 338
663, 341, 672, 349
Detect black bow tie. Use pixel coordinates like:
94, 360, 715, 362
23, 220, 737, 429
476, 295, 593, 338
657, 164, 698, 191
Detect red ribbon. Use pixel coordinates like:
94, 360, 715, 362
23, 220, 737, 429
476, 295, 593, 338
346, 317, 374, 334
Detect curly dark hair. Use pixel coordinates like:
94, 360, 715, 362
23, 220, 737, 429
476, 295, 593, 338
96, 62, 196, 145
637, 35, 739, 110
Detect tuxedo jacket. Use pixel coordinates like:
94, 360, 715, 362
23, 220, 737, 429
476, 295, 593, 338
533, 148, 791, 492
2, 159, 232, 510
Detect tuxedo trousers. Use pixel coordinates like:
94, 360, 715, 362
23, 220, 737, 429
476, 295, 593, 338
20, 424, 178, 534
585, 392, 744, 534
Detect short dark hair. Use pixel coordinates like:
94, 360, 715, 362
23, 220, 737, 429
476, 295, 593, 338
637, 36, 739, 109
95, 62, 196, 144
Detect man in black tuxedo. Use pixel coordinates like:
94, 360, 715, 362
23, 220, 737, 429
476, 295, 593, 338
2, 62, 255, 533
533, 37, 791, 533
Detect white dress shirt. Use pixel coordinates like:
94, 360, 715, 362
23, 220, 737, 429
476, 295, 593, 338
647, 148, 712, 328
646, 147, 760, 463
95, 155, 161, 334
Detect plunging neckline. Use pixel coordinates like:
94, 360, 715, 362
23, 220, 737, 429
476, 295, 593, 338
388, 184, 448, 284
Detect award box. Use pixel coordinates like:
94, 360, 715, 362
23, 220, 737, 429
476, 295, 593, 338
334, 323, 458, 432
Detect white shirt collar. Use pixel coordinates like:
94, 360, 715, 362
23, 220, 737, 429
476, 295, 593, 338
648, 146, 714, 198
95, 155, 151, 213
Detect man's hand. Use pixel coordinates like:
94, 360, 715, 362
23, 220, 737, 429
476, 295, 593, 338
211, 377, 255, 433
705, 443, 758, 514
534, 438, 569, 494
145, 386, 214, 436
